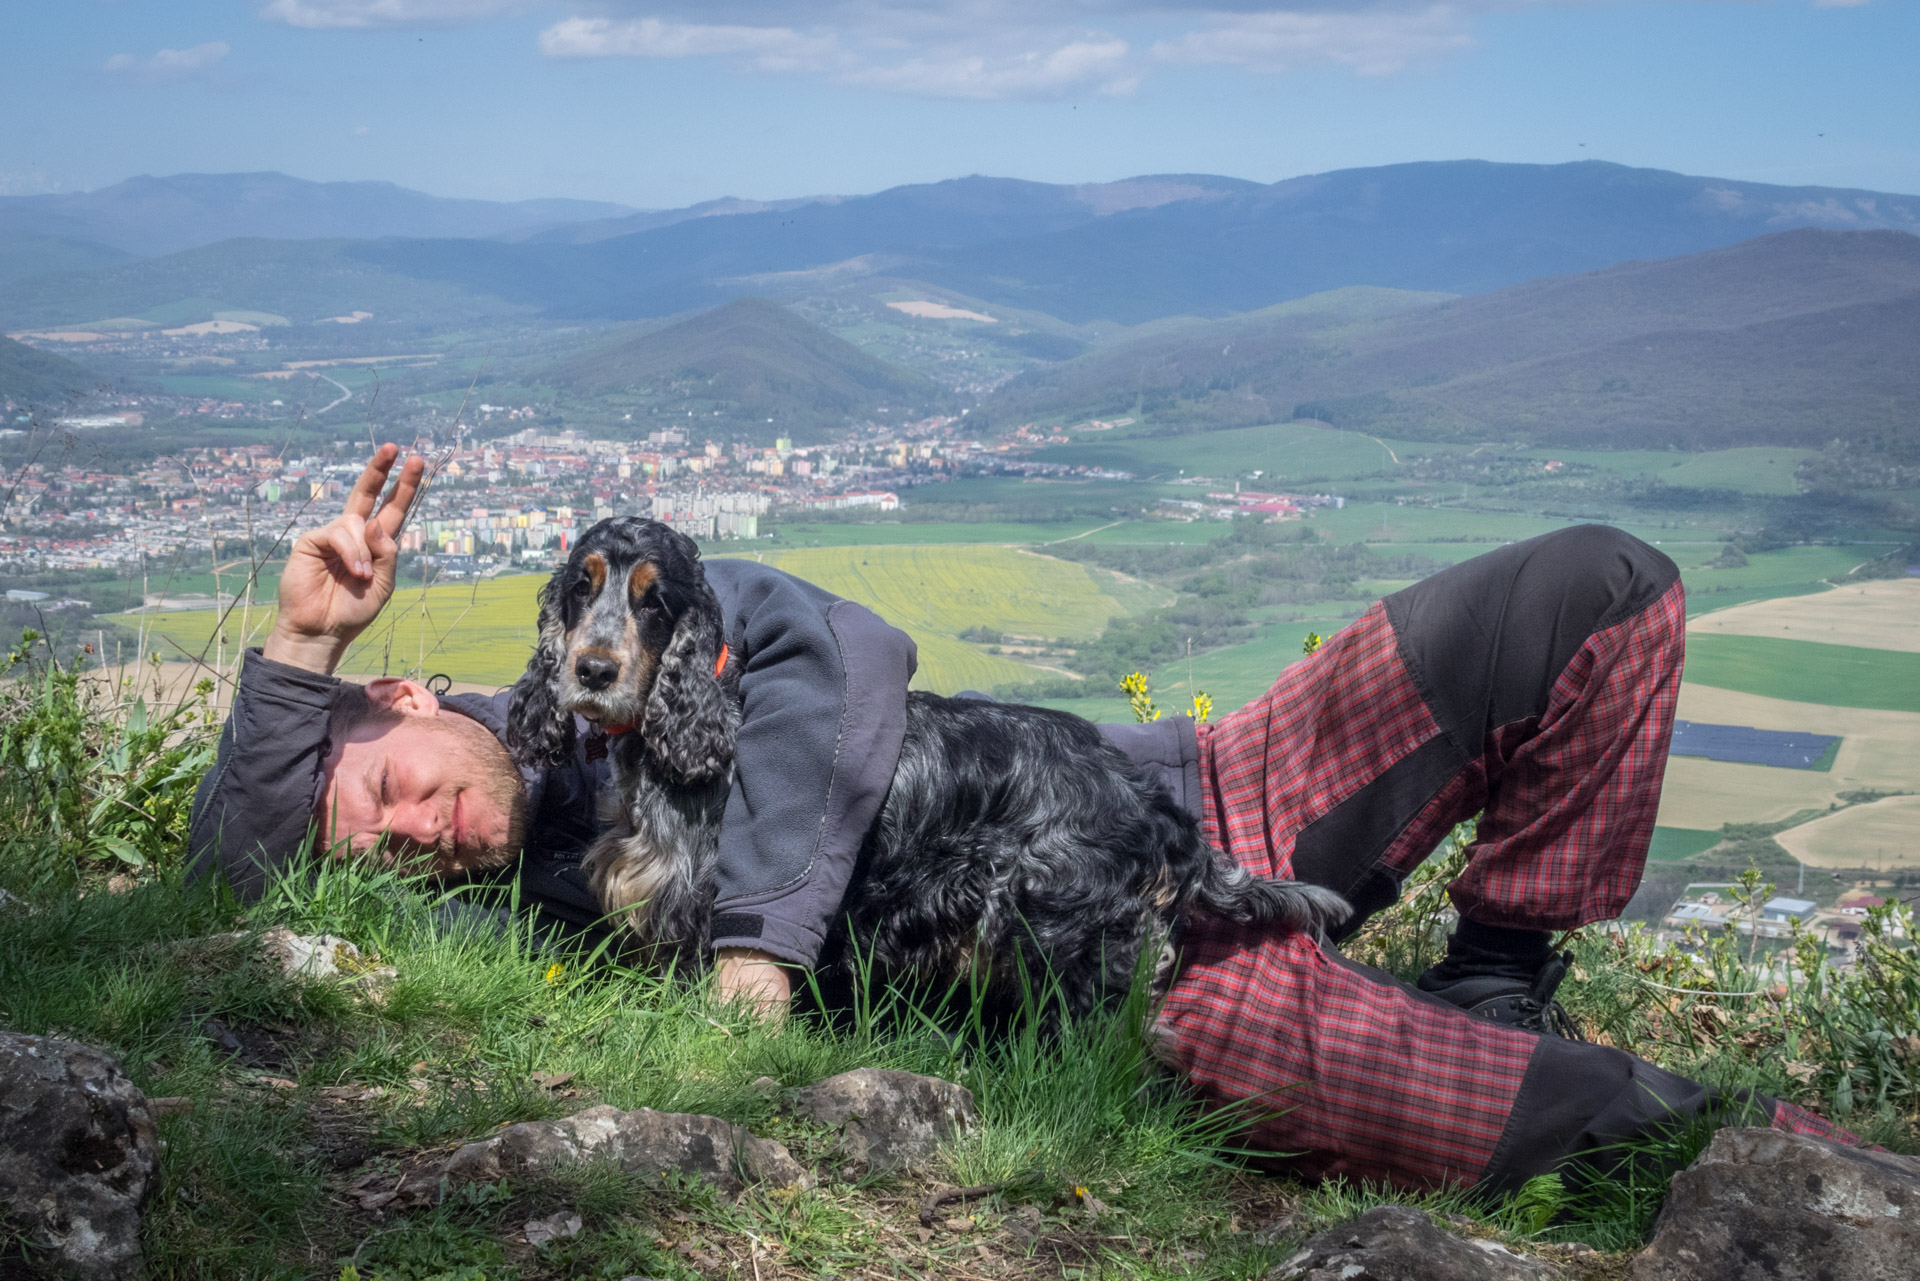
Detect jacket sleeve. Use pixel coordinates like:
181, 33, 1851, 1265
709, 575, 916, 968
186, 649, 341, 899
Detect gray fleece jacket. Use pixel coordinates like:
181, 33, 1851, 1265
186, 557, 1199, 967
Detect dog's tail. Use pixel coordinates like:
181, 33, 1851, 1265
1188, 854, 1351, 937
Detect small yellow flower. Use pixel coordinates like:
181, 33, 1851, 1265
544, 962, 566, 986
1302, 631, 1325, 657
1120, 672, 1162, 723
1189, 691, 1213, 723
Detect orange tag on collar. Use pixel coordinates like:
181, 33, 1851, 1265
714, 643, 730, 679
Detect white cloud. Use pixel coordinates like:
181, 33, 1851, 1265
259, 0, 524, 29
265, 2, 1537, 98
844, 39, 1135, 100
1152, 5, 1474, 76
538, 16, 840, 71
537, 10, 1138, 100
103, 42, 231, 84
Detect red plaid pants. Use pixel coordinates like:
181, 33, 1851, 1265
1154, 527, 1851, 1189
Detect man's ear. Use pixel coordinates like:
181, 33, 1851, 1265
365, 676, 440, 716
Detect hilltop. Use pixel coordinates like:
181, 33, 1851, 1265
543, 297, 943, 437
0, 335, 99, 407
981, 228, 1920, 450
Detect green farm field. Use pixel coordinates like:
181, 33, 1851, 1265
1522, 446, 1815, 495
113, 544, 1154, 695
768, 519, 1109, 546
1680, 544, 1870, 615
1038, 421, 1403, 482
1683, 635, 1920, 714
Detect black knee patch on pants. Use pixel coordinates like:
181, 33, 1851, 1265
1383, 525, 1679, 755
1478, 1033, 1773, 1194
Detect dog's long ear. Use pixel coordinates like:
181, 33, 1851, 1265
640, 592, 738, 783
506, 575, 576, 769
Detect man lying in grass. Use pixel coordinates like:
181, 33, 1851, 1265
190, 444, 1862, 1199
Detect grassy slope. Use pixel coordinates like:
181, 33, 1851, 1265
0, 333, 100, 404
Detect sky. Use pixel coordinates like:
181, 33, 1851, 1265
3, 1, 1913, 209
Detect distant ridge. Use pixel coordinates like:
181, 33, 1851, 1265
0, 334, 99, 408
6, 160, 1920, 337
982, 228, 1920, 450
0, 172, 635, 257
544, 297, 943, 437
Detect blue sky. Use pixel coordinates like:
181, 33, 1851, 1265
4, 1, 1912, 208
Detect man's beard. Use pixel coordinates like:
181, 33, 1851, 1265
381, 721, 529, 878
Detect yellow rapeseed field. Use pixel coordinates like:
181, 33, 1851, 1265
113, 544, 1135, 694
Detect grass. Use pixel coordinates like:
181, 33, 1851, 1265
1684, 635, 1920, 713
4, 633, 1917, 1279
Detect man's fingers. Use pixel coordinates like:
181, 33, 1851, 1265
324, 520, 375, 580
373, 454, 426, 542
344, 443, 400, 520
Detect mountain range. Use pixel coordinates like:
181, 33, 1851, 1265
0, 172, 635, 259
5, 161, 1918, 333
977, 228, 1920, 450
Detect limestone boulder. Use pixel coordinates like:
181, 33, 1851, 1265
1632, 1126, 1920, 1281
1268, 1207, 1565, 1281
789, 1068, 976, 1173
0, 1032, 158, 1280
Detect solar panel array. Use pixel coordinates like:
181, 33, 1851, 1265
1669, 720, 1840, 770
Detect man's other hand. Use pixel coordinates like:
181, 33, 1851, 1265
714, 948, 793, 1020
264, 443, 425, 675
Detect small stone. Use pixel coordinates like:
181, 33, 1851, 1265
1250, 1211, 1301, 1246
530, 1070, 574, 1091
747, 1075, 781, 1098
0, 1031, 159, 1281
428, 1104, 812, 1200
790, 1068, 975, 1173
1269, 1206, 1564, 1280
147, 1096, 195, 1117
1004, 1204, 1045, 1249
524, 1210, 583, 1247
942, 1216, 975, 1233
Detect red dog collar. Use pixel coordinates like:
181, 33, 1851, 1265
599, 643, 729, 738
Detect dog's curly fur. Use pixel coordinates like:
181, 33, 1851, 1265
508, 516, 1348, 1017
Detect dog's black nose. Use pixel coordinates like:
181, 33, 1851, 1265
575, 654, 620, 691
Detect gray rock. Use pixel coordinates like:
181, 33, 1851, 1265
522, 1210, 582, 1247
1269, 1207, 1564, 1281
1632, 1126, 1920, 1281
789, 1068, 976, 1173
423, 1105, 809, 1199
0, 1031, 159, 1280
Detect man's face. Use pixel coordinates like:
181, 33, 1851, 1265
320, 703, 527, 874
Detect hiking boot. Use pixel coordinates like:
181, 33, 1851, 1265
1416, 950, 1585, 1039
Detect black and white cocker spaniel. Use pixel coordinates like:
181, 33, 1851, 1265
506, 516, 1347, 1018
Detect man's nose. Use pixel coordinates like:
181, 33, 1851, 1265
575, 653, 620, 691
389, 801, 443, 845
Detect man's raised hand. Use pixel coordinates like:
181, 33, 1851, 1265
263, 444, 426, 675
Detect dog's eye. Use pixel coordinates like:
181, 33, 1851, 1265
570, 578, 595, 599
